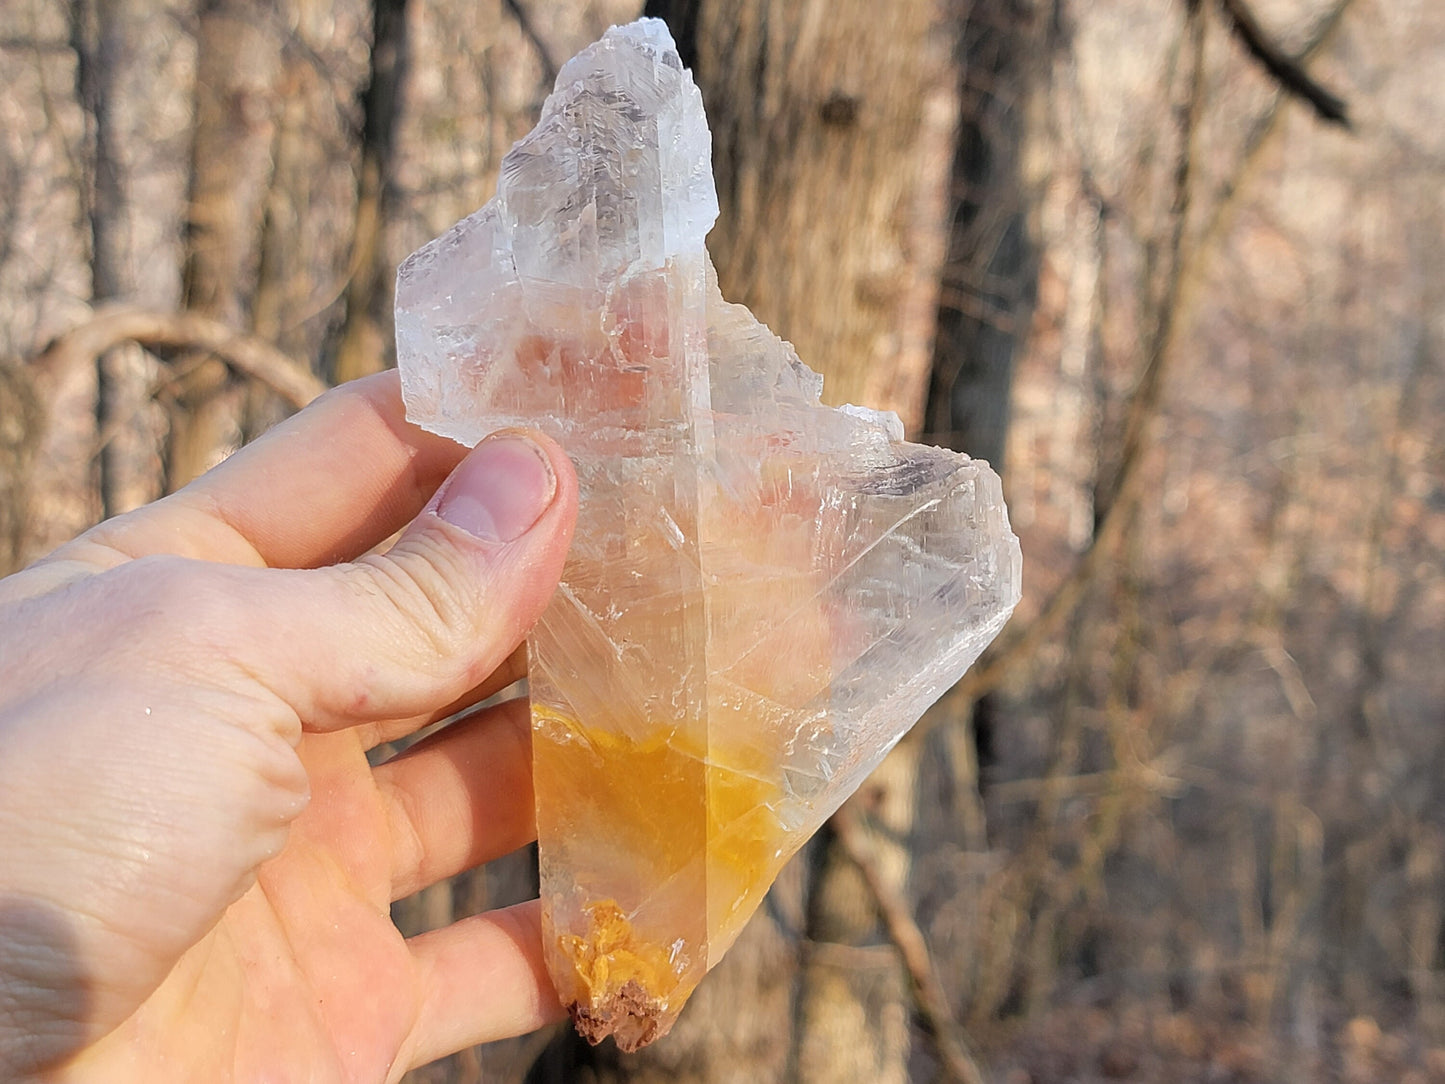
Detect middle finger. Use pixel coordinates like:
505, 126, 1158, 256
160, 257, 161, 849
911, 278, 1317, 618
374, 696, 535, 903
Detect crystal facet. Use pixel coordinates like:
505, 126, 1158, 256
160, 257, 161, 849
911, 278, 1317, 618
396, 18, 1022, 1050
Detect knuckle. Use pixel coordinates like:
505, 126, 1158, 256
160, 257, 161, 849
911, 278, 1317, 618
355, 533, 485, 662
377, 775, 429, 896
107, 556, 250, 653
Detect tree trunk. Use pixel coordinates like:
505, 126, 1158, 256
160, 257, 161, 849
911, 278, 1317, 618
333, 0, 410, 384
72, 0, 193, 515
916, 0, 1041, 1038
924, 0, 1039, 468
167, 0, 284, 489
650, 0, 950, 428
4, 2, 102, 566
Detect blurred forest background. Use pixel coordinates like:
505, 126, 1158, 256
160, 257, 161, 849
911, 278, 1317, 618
2, 0, 1443, 1081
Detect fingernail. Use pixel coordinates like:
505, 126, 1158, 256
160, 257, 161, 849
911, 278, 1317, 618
435, 433, 556, 543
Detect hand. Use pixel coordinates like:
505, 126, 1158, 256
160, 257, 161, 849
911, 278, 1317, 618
0, 372, 578, 1082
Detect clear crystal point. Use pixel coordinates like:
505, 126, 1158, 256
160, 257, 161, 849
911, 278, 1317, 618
396, 17, 1021, 1050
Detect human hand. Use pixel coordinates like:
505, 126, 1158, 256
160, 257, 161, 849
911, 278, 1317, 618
0, 372, 578, 1082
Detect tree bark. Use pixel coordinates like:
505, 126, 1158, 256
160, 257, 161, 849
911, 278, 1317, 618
649, 0, 951, 427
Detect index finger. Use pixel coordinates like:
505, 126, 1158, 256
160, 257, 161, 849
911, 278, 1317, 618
39, 372, 469, 576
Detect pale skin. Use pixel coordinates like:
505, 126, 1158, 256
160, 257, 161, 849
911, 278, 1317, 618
0, 372, 578, 1082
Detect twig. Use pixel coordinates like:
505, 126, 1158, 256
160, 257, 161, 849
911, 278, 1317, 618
503, 0, 560, 86
30, 304, 328, 410
831, 802, 988, 1084
1195, 0, 1356, 260
1216, 0, 1350, 127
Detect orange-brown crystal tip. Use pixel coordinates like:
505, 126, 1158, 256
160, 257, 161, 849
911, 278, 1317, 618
569, 981, 675, 1051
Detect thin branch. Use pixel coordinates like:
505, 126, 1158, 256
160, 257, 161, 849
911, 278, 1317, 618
30, 305, 328, 410
1197, 0, 1356, 258
503, 0, 560, 86
831, 802, 988, 1084
0, 37, 71, 51
1216, 0, 1351, 127
920, 0, 1355, 723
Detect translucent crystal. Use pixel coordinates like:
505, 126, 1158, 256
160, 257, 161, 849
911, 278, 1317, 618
396, 18, 1021, 1050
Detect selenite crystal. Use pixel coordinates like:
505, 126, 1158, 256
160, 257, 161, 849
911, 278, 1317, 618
396, 18, 1022, 1050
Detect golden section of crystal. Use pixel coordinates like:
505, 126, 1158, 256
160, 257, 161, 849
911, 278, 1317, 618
702, 728, 802, 962
559, 899, 681, 1002
533, 705, 799, 1017
533, 704, 708, 898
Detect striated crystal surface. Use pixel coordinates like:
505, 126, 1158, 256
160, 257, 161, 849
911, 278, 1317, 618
396, 18, 1021, 1051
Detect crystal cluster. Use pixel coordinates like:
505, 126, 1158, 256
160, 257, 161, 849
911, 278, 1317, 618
396, 18, 1021, 1050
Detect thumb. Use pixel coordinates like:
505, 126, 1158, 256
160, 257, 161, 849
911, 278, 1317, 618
249, 429, 577, 730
